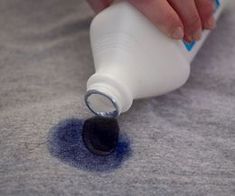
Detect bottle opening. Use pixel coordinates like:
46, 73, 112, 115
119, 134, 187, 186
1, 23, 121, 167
85, 90, 120, 118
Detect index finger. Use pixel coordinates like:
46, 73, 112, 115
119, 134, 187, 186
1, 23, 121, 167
87, 0, 113, 13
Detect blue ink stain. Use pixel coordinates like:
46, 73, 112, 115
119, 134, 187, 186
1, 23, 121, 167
82, 117, 119, 156
47, 118, 131, 172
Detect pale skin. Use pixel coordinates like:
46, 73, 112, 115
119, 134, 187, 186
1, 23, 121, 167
87, 0, 216, 42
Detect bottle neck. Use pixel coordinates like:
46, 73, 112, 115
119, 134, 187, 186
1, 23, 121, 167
85, 74, 133, 118
85, 89, 120, 118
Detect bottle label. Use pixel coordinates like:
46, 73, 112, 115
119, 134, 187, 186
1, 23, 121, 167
183, 0, 221, 52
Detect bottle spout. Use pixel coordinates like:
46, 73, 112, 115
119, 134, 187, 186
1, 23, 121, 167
85, 90, 120, 118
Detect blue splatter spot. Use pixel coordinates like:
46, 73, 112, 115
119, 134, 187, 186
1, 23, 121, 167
47, 118, 132, 172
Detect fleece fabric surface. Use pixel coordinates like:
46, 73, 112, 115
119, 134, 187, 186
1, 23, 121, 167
0, 0, 235, 195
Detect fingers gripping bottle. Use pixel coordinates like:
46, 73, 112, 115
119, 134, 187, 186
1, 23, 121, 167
85, 0, 228, 118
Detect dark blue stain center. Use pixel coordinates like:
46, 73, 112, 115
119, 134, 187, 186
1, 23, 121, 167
82, 117, 119, 156
47, 118, 131, 172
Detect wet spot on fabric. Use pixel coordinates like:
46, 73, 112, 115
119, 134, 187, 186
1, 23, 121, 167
47, 118, 131, 172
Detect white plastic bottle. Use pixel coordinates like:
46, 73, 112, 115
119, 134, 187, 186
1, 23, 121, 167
85, 0, 227, 118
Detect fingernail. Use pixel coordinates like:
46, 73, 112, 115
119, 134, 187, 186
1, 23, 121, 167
204, 16, 216, 29
192, 29, 202, 41
171, 27, 184, 39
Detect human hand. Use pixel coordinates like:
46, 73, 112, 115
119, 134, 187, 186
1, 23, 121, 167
87, 0, 216, 42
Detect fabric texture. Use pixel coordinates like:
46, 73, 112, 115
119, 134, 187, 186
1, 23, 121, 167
0, 0, 235, 195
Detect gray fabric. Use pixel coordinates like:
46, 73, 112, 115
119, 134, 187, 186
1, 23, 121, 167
0, 0, 235, 195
